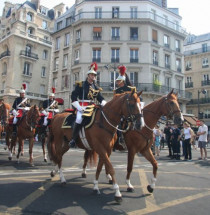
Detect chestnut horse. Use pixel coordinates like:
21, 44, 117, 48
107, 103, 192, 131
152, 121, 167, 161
0, 102, 10, 148
82, 90, 183, 193
9, 105, 40, 165
47, 91, 142, 202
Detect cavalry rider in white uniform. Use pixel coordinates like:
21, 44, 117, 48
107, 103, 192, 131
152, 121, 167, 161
42, 88, 59, 127
69, 62, 107, 148
12, 84, 30, 135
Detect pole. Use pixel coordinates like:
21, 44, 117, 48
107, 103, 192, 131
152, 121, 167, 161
198, 90, 200, 119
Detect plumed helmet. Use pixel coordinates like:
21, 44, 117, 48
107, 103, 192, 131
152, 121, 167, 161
87, 62, 98, 75
20, 84, 26, 94
116, 65, 126, 82
49, 87, 55, 97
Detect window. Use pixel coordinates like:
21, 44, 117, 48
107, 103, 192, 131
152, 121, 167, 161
66, 17, 72, 26
40, 85, 45, 94
3, 62, 7, 75
111, 27, 120, 40
203, 74, 209, 81
187, 77, 192, 83
93, 27, 102, 40
53, 78, 58, 88
174, 20, 179, 31
57, 21, 62, 30
62, 75, 69, 89
2, 81, 5, 90
54, 57, 59, 70
25, 45, 32, 56
177, 79, 182, 91
75, 50, 80, 64
41, 67, 46, 77
112, 7, 119, 18
96, 72, 100, 85
176, 58, 181, 72
28, 27, 34, 35
130, 72, 138, 85
41, 7, 47, 15
92, 48, 101, 62
164, 35, 169, 48
95, 7, 102, 19
165, 77, 171, 90
175, 39, 180, 52
202, 43, 207, 52
78, 9, 83, 19
76, 30, 81, 43
130, 27, 138, 40
64, 33, 70, 46
23, 62, 30, 76
63, 54, 68, 68
152, 29, 158, 43
42, 50, 48, 59
130, 48, 138, 63
42, 20, 47, 29
27, 12, 33, 21
57, 11, 61, 17
165, 54, 170, 68
111, 48, 120, 63
202, 58, 209, 68
130, 7, 137, 19
74, 73, 79, 82
111, 72, 119, 85
55, 37, 60, 50
153, 74, 159, 82
44, 36, 49, 41
153, 50, 158, 65
186, 61, 191, 70
151, 9, 156, 20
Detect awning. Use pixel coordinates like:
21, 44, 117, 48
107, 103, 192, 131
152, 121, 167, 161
93, 27, 102, 32
55, 98, 64, 105
183, 115, 198, 126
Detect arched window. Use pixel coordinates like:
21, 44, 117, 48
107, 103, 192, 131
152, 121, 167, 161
27, 12, 33, 21
28, 27, 34, 35
3, 62, 7, 74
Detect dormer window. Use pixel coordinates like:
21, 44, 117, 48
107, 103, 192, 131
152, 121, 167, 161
41, 7, 47, 15
27, 12, 33, 21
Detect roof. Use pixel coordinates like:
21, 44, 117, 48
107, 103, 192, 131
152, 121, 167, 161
185, 33, 210, 45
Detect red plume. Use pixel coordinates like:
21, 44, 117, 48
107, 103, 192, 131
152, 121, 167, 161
22, 83, 26, 90
52, 87, 55, 93
118, 66, 126, 76
90, 62, 98, 71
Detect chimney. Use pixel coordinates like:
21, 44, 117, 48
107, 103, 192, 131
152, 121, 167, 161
31, 0, 40, 11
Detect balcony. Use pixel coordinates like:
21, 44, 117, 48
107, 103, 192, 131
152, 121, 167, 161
202, 64, 209, 68
185, 82, 193, 88
74, 59, 79, 65
187, 97, 210, 105
0, 50, 10, 59
93, 36, 101, 41
176, 48, 180, 52
184, 46, 210, 56
92, 58, 101, 63
76, 38, 80, 43
164, 44, 170, 49
111, 36, 120, 41
39, 38, 52, 45
130, 58, 139, 63
165, 63, 171, 69
20, 50, 38, 60
111, 58, 120, 63
99, 82, 191, 99
153, 60, 158, 66
130, 36, 138, 41
201, 80, 210, 86
177, 67, 181, 73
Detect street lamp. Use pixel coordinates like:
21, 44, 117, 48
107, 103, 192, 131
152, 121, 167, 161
104, 63, 119, 90
198, 89, 207, 119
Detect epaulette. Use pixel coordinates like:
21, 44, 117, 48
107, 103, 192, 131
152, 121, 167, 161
75, 81, 83, 87
128, 86, 137, 93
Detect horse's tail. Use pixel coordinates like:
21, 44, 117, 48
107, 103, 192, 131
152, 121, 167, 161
47, 127, 55, 162
85, 150, 98, 167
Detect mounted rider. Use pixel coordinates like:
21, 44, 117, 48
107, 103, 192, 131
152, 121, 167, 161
12, 84, 30, 135
69, 62, 107, 148
41, 87, 59, 127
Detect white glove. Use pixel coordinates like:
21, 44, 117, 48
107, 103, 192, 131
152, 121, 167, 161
54, 109, 59, 113
101, 100, 107, 106
12, 109, 18, 116
42, 110, 48, 116
72, 101, 84, 112
24, 107, 30, 111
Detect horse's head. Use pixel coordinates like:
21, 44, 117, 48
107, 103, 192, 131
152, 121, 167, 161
27, 105, 40, 129
162, 89, 184, 125
121, 89, 143, 123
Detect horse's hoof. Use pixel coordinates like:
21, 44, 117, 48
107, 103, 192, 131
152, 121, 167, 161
8, 157, 12, 161
115, 196, 123, 203
44, 159, 47, 162
147, 185, 154, 193
50, 171, 55, 177
93, 189, 100, 195
109, 180, 113, 184
82, 173, 87, 178
127, 187, 135, 192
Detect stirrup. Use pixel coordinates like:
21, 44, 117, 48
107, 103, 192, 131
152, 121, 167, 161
69, 139, 76, 148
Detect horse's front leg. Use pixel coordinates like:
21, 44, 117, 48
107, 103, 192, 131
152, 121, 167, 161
29, 138, 34, 166
82, 150, 89, 178
126, 149, 136, 192
16, 138, 23, 164
142, 148, 158, 193
42, 137, 47, 162
93, 157, 103, 194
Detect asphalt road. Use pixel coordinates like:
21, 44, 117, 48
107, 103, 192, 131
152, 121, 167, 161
0, 141, 210, 215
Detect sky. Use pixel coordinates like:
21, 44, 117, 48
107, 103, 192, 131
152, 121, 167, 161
0, 0, 209, 36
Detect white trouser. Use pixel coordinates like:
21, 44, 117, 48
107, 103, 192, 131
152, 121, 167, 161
13, 116, 18, 124
43, 116, 48, 126
76, 110, 83, 124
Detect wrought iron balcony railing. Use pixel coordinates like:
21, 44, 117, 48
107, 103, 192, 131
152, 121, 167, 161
20, 50, 38, 60
201, 80, 210, 86
0, 50, 10, 59
185, 82, 193, 88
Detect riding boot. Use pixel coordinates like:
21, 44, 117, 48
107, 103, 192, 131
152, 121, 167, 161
12, 124, 17, 136
69, 123, 81, 148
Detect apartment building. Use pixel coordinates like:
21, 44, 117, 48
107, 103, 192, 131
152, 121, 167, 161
0, 0, 64, 105
184, 33, 210, 127
51, 0, 190, 110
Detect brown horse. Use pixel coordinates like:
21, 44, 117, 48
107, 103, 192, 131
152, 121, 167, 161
47, 91, 142, 202
0, 102, 10, 148
9, 105, 40, 165
82, 90, 183, 193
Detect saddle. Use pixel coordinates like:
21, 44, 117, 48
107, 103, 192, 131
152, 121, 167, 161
62, 105, 98, 129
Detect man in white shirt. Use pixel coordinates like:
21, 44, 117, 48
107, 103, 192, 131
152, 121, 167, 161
197, 120, 208, 160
